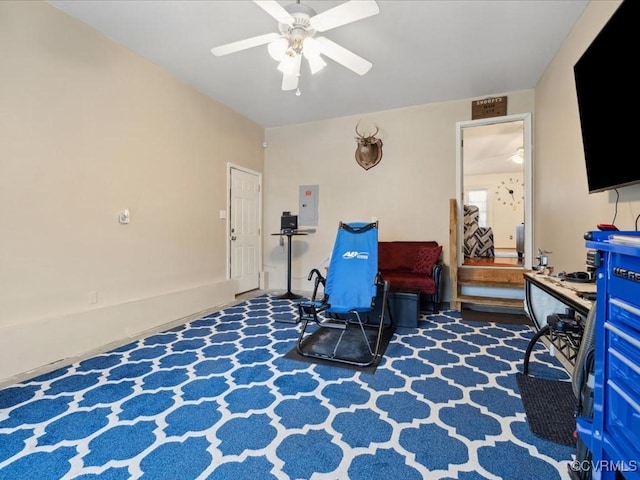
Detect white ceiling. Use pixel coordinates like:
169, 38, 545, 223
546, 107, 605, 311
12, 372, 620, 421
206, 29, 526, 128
463, 120, 525, 175
48, 0, 589, 129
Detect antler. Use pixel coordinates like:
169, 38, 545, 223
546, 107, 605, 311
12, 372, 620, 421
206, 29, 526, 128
355, 122, 379, 140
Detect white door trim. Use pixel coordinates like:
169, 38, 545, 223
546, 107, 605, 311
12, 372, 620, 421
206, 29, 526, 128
456, 112, 533, 269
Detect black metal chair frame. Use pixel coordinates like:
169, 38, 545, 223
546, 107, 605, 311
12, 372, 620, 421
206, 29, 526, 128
296, 272, 391, 367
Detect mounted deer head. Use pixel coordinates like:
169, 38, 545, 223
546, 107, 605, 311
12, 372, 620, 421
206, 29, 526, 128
354, 122, 383, 170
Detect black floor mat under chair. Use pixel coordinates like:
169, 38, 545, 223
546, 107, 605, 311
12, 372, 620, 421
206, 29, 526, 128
285, 323, 395, 373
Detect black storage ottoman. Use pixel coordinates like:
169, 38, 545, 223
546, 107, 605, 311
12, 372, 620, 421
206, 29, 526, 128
370, 288, 420, 329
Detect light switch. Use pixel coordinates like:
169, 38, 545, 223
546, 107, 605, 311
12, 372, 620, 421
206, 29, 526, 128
119, 209, 130, 224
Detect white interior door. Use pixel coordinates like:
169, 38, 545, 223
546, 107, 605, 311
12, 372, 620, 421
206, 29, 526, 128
229, 166, 261, 294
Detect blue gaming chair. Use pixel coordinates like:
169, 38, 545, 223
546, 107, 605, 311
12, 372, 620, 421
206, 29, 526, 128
296, 221, 391, 367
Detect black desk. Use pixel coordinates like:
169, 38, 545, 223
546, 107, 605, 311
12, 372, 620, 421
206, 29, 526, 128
271, 231, 308, 300
524, 272, 593, 328
523, 272, 594, 375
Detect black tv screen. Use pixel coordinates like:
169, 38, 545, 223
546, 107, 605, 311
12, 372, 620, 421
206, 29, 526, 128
573, 0, 640, 193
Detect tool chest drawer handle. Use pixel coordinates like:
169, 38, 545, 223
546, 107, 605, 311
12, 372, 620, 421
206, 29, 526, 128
605, 322, 640, 350
611, 297, 640, 317
610, 348, 640, 376
608, 380, 640, 416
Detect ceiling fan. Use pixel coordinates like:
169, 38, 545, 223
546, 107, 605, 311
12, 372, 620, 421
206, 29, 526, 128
210, 0, 379, 92
488, 147, 524, 162
509, 147, 524, 164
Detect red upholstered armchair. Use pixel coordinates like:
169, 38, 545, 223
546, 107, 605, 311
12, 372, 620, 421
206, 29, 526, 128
378, 241, 444, 312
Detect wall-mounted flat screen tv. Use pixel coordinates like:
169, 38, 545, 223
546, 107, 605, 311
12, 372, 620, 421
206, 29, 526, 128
573, 0, 639, 193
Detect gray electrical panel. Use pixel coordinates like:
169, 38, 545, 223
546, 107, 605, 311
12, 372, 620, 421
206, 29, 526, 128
299, 185, 319, 226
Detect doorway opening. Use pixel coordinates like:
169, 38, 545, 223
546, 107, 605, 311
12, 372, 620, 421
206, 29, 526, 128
456, 113, 532, 270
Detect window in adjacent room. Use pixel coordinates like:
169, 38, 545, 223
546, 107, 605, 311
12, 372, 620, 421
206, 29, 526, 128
467, 189, 488, 227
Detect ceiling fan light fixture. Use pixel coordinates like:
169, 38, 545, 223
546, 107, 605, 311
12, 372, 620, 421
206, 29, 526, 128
303, 39, 326, 74
277, 52, 301, 77
510, 148, 524, 164
277, 54, 296, 75
306, 53, 326, 74
267, 37, 288, 61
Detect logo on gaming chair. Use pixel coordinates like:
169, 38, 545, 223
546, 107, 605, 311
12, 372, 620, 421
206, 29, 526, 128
342, 251, 369, 260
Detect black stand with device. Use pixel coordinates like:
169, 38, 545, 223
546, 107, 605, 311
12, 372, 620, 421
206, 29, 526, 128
271, 230, 309, 324
271, 231, 308, 300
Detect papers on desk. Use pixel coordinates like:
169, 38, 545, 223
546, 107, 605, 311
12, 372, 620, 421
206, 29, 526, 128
532, 273, 596, 295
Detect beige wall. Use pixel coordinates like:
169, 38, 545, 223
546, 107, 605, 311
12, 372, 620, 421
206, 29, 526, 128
0, 2, 264, 382
263, 91, 534, 297
535, 0, 639, 273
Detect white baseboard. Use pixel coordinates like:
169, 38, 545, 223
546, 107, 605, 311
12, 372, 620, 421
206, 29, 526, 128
0, 280, 235, 385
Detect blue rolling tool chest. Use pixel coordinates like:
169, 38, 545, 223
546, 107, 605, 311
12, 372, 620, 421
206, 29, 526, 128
580, 231, 640, 479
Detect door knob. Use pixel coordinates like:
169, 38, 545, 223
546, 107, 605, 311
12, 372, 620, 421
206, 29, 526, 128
231, 235, 237, 241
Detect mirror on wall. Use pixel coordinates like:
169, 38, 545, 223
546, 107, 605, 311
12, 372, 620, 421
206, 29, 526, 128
456, 113, 533, 270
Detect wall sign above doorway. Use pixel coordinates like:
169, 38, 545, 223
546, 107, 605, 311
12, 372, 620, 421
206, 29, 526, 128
472, 96, 508, 120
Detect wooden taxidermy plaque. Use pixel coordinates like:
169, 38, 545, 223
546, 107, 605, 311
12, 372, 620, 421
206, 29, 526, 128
354, 123, 383, 170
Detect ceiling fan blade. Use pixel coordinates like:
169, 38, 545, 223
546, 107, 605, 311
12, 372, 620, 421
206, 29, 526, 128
315, 37, 372, 75
281, 55, 302, 91
310, 0, 379, 32
281, 72, 299, 91
211, 32, 281, 56
253, 0, 294, 25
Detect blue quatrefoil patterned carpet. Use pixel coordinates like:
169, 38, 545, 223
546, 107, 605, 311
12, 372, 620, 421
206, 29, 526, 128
0, 295, 575, 480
